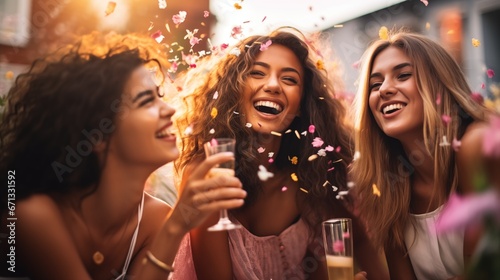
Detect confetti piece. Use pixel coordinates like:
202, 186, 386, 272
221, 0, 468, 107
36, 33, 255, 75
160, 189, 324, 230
233, 111, 240, 115
212, 91, 219, 99
210, 138, 218, 146
257, 165, 274, 181
262, 16, 267, 22
336, 190, 349, 200
436, 93, 441, 105
316, 60, 325, 70
353, 151, 360, 161
308, 125, 315, 133
300, 188, 308, 194
425, 22, 430, 30
308, 154, 318, 161
148, 22, 154, 31
271, 131, 282, 137
335, 146, 341, 153
487, 69, 495, 79
268, 152, 274, 158
281, 186, 288, 192
268, 158, 274, 163
229, 48, 241, 56
442, 114, 452, 125
204, 11, 209, 18
105, 1, 116, 16
352, 60, 361, 69
158, 0, 167, 9
172, 11, 187, 25
420, 0, 428, 6
347, 182, 355, 188
5, 71, 14, 80
184, 125, 193, 136
259, 40, 272, 51
231, 26, 243, 39
325, 145, 334, 152
323, 181, 329, 187
234, 3, 242, 9
291, 173, 298, 181
301, 131, 307, 136
210, 107, 218, 118
285, 129, 292, 134
452, 138, 461, 152
151, 31, 164, 43
472, 38, 480, 47
372, 183, 381, 197
290, 156, 298, 165
245, 123, 252, 128
327, 167, 335, 172
166, 23, 171, 33
209, 129, 215, 134
294, 130, 301, 139
471, 92, 484, 104
334, 24, 343, 28
379, 26, 389, 40
439, 136, 451, 146
312, 137, 324, 147
257, 147, 265, 153
317, 149, 326, 157
331, 185, 338, 191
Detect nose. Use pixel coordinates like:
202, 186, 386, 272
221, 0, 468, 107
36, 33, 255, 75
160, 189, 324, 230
379, 79, 396, 98
263, 75, 280, 94
160, 100, 176, 118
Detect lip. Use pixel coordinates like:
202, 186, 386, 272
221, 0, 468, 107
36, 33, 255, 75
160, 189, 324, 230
156, 122, 176, 142
252, 98, 285, 119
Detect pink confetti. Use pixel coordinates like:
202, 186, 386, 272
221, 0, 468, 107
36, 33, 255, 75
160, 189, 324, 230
268, 158, 274, 163
231, 26, 243, 39
487, 69, 495, 79
352, 60, 361, 69
333, 240, 344, 253
481, 83, 486, 89
262, 16, 267, 22
335, 146, 341, 153
327, 167, 335, 172
325, 145, 334, 152
203, 11, 209, 18
190, 37, 201, 47
420, 0, 429, 6
470, 92, 484, 104
260, 40, 272, 51
308, 125, 315, 133
213, 91, 219, 99
342, 232, 350, 238
441, 114, 452, 125
281, 186, 287, 192
436, 93, 441, 105
172, 11, 187, 25
210, 138, 218, 146
312, 137, 324, 148
257, 147, 265, 153
452, 138, 461, 152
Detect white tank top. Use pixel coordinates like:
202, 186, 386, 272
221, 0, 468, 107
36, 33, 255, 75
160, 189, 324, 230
404, 205, 464, 280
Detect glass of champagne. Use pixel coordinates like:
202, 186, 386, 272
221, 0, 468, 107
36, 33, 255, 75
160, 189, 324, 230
322, 218, 354, 280
203, 138, 242, 231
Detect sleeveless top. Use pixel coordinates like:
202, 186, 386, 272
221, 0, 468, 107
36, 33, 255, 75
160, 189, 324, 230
404, 205, 464, 280
170, 217, 312, 280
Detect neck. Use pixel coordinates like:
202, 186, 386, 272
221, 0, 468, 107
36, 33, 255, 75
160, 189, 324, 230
400, 137, 434, 185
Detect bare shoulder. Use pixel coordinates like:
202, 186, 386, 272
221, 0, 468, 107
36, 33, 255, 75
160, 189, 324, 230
139, 192, 173, 235
16, 194, 62, 223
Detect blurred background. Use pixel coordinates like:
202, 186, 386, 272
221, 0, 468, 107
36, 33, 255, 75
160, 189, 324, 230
1, 0, 499, 98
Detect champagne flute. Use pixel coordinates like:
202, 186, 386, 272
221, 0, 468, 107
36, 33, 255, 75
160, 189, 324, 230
203, 138, 242, 231
322, 218, 354, 280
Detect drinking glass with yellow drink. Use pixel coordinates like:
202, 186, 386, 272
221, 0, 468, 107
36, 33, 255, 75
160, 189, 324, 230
203, 138, 241, 231
322, 218, 354, 280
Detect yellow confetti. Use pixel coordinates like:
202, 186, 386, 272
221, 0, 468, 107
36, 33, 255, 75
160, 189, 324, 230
425, 22, 430, 30
308, 154, 318, 161
322, 181, 330, 187
271, 131, 282, 137
291, 173, 298, 181
290, 156, 298, 165
372, 183, 381, 197
104, 1, 116, 16
5, 71, 14, 80
472, 38, 480, 47
166, 23, 171, 33
210, 107, 218, 118
294, 130, 301, 139
299, 188, 308, 193
234, 3, 242, 9
316, 59, 325, 70
379, 26, 389, 40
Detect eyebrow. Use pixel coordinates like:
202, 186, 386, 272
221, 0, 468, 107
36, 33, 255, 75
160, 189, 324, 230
254, 61, 302, 77
370, 62, 412, 79
132, 90, 154, 103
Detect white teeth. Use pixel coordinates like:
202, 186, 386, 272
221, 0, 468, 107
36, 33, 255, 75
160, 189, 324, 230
253, 100, 282, 112
382, 103, 405, 114
156, 126, 173, 138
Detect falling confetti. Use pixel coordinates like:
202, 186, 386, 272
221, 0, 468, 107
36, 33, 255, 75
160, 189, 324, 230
316, 60, 325, 70
158, 0, 167, 9
257, 165, 274, 181
257, 147, 265, 153
245, 123, 253, 128
300, 188, 309, 194
291, 173, 298, 181
184, 125, 193, 136
213, 91, 219, 99
234, 3, 242, 9
209, 128, 215, 134
312, 137, 324, 148
372, 183, 381, 197
420, 0, 429, 6
452, 138, 461, 152
151, 30, 164, 43
204, 11, 209, 18
281, 186, 288, 192
472, 38, 481, 47
308, 154, 318, 161
294, 130, 301, 139
436, 93, 442, 105
290, 156, 298, 165
487, 69, 495, 79
308, 125, 315, 133
172, 11, 187, 25
259, 40, 272, 51
105, 1, 116, 16
439, 136, 451, 147
379, 26, 389, 40
210, 107, 218, 119
442, 114, 452, 125
325, 145, 334, 152
271, 131, 282, 137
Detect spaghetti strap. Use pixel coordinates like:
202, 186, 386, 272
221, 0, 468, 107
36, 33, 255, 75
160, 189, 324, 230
115, 193, 145, 280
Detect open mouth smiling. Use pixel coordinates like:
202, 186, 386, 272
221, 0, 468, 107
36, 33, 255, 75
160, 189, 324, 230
254, 100, 283, 115
381, 103, 406, 115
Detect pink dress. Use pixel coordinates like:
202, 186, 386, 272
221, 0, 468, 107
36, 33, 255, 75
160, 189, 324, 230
170, 218, 313, 280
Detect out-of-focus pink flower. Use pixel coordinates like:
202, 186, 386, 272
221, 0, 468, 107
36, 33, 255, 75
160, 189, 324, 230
483, 116, 500, 158
231, 25, 243, 39
471, 92, 484, 104
190, 36, 200, 47
435, 190, 500, 234
487, 69, 495, 79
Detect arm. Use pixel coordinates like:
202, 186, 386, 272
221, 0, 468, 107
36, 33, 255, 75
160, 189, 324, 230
16, 195, 91, 280
129, 152, 246, 279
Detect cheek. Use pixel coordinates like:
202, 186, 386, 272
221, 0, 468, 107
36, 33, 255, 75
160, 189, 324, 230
368, 94, 378, 114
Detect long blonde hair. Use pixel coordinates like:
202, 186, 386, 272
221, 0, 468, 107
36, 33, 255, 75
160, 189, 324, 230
351, 31, 487, 249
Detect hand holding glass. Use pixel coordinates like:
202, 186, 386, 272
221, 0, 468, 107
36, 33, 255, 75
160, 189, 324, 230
203, 138, 241, 231
322, 218, 354, 280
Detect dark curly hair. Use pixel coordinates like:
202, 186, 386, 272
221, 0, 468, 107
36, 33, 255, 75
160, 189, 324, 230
0, 33, 167, 205
175, 28, 353, 230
